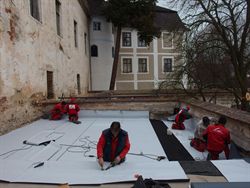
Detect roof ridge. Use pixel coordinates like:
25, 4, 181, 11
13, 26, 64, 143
155, 5, 177, 13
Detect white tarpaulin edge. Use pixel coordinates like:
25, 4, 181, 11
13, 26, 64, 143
0, 159, 187, 185
212, 159, 250, 182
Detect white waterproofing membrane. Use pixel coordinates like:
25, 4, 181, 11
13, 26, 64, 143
0, 110, 188, 185
164, 117, 250, 182
212, 159, 250, 182
163, 118, 209, 161
163, 117, 227, 161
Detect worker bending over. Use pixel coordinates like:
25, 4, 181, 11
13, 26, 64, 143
50, 101, 66, 120
172, 106, 192, 130
97, 121, 130, 169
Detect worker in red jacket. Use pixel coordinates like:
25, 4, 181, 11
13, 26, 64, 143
203, 116, 230, 160
50, 101, 66, 120
190, 116, 211, 152
97, 121, 130, 169
65, 98, 80, 122
172, 106, 192, 130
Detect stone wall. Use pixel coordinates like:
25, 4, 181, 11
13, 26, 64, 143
0, 0, 90, 135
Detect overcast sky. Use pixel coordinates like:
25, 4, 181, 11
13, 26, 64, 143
157, 0, 173, 9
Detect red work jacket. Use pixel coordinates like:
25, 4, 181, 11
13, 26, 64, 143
175, 108, 190, 123
66, 103, 80, 116
203, 124, 230, 152
50, 103, 66, 120
97, 133, 130, 161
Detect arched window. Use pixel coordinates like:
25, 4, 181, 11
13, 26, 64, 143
91, 45, 98, 57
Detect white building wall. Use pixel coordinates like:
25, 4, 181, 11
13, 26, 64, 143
0, 0, 89, 134
90, 16, 114, 90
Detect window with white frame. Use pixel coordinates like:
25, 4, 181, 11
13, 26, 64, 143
138, 58, 148, 73
30, 0, 41, 22
93, 22, 101, 31
163, 58, 173, 72
137, 35, 147, 47
122, 58, 132, 73
162, 32, 173, 48
122, 32, 131, 47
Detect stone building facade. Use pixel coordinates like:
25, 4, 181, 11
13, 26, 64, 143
0, 0, 89, 134
116, 29, 184, 90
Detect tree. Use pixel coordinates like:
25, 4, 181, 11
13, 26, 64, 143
164, 28, 236, 104
168, 0, 250, 110
103, 0, 160, 90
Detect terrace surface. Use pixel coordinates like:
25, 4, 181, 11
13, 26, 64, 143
0, 110, 249, 188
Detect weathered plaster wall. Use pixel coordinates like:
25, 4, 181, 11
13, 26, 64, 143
0, 0, 90, 135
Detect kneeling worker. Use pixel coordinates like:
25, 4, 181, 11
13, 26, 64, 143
97, 122, 130, 169
65, 98, 80, 123
190, 116, 210, 152
50, 101, 66, 120
172, 106, 192, 130
203, 116, 230, 160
